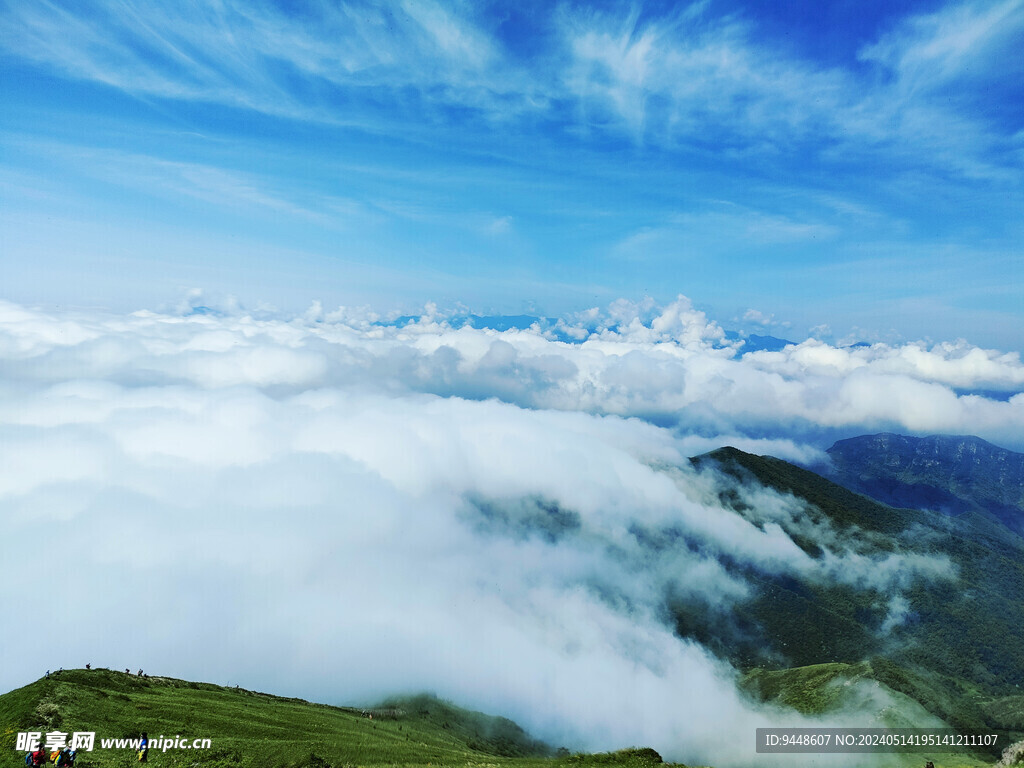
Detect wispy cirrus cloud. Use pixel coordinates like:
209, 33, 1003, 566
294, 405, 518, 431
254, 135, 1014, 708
860, 0, 1024, 91
5, 0, 1022, 179
558, 3, 847, 146
556, 0, 1024, 178
0, 0, 538, 123
1, 1, 1021, 355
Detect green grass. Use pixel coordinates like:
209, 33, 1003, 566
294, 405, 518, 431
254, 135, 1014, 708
0, 671, 695, 768
741, 662, 875, 715
740, 662, 1009, 767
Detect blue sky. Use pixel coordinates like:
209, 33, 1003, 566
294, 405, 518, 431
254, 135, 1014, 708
1, 0, 1022, 348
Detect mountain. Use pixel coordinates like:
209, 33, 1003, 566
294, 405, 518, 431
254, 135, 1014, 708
0, 670, 565, 768
722, 331, 796, 353
0, 671, 690, 768
689, 447, 1024, 747
825, 433, 1024, 535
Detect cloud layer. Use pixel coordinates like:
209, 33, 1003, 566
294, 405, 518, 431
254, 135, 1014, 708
4, 295, 1021, 448
0, 297, 1010, 764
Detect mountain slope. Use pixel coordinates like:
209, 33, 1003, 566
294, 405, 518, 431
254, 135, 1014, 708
0, 670, 557, 768
826, 433, 1024, 535
689, 446, 1024, 744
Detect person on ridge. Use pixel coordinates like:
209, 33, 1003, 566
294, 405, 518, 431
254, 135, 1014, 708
29, 745, 48, 767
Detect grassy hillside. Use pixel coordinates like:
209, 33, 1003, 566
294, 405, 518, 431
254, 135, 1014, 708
742, 661, 878, 715
740, 662, 1002, 768
0, 670, 693, 768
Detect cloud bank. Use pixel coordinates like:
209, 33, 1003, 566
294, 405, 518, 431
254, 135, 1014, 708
0, 296, 1015, 765
3, 295, 1021, 448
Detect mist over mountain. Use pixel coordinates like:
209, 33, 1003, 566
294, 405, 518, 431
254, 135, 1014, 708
691, 447, 1024, 738
2, 297, 1024, 766
827, 433, 1024, 535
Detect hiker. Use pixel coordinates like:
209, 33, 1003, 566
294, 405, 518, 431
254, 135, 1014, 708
85, 664, 90, 670
29, 745, 48, 766
55, 748, 72, 767
125, 668, 130, 675
138, 733, 148, 763
137, 669, 143, 676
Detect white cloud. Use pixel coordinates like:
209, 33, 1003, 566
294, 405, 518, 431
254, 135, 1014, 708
743, 308, 774, 327
881, 593, 913, 634
4, 296, 1023, 443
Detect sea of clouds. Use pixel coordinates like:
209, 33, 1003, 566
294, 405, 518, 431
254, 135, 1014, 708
2, 295, 1017, 765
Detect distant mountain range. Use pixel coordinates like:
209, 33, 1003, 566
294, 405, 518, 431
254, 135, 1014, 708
384, 314, 803, 352
825, 433, 1024, 535
721, 331, 796, 352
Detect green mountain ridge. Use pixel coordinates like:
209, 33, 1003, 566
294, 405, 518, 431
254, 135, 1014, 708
1, 670, 682, 768
688, 446, 1024, 747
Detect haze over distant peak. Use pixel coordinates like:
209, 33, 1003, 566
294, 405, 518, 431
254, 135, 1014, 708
826, 433, 1024, 535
